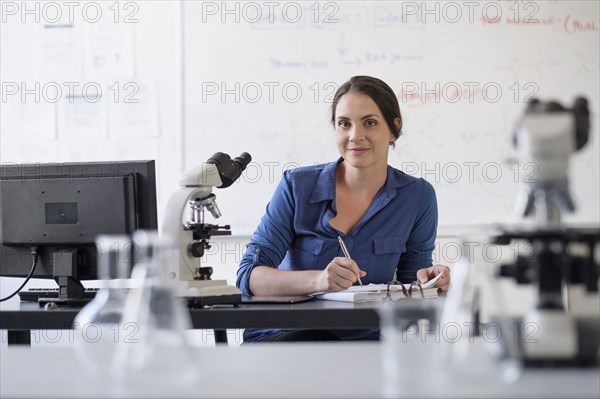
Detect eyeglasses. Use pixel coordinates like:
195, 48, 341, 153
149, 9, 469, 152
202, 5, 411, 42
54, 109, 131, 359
385, 280, 426, 300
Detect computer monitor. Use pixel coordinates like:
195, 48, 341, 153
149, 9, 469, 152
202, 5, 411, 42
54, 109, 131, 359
0, 160, 157, 304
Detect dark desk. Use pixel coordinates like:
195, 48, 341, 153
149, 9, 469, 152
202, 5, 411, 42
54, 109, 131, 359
0, 298, 439, 345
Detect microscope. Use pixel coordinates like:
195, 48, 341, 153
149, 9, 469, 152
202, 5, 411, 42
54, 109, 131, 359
162, 152, 251, 307
492, 97, 599, 366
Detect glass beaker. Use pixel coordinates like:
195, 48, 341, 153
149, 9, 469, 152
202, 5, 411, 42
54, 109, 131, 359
74, 235, 132, 374
379, 297, 445, 398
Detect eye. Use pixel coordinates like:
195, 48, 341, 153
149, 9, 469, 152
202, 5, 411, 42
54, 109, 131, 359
337, 120, 350, 128
365, 119, 378, 127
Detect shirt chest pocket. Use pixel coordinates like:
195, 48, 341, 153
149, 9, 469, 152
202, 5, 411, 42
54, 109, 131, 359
373, 237, 407, 255
370, 237, 407, 282
288, 236, 327, 270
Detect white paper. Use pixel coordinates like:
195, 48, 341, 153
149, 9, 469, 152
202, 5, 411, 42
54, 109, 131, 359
0, 95, 56, 140
38, 23, 83, 81
57, 93, 107, 139
83, 20, 135, 80
108, 81, 160, 138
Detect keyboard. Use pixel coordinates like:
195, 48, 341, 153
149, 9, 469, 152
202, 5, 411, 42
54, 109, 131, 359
18, 288, 100, 302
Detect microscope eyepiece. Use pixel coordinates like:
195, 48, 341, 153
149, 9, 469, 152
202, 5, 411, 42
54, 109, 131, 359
206, 152, 253, 188
233, 152, 252, 169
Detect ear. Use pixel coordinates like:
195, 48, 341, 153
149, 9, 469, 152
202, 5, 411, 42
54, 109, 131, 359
389, 117, 401, 142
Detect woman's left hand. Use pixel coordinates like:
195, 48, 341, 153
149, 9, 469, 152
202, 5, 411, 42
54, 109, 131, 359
416, 264, 451, 292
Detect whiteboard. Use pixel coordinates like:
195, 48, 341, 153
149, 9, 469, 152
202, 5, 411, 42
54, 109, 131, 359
183, 0, 600, 236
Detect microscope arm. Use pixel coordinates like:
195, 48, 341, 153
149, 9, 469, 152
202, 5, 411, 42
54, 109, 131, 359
179, 164, 223, 187
162, 187, 212, 283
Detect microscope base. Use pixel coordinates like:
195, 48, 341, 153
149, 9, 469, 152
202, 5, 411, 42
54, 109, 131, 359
185, 293, 242, 308
173, 282, 243, 308
492, 315, 599, 368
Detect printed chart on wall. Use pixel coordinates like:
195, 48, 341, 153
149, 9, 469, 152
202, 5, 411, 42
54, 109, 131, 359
183, 0, 599, 236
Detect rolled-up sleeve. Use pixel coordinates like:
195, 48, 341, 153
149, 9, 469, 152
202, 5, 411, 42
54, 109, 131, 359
236, 171, 296, 296
396, 179, 438, 283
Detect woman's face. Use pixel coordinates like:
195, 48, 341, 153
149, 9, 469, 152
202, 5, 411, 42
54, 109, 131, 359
333, 92, 397, 171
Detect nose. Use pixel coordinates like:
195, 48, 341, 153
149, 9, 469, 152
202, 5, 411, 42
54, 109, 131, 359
349, 125, 366, 143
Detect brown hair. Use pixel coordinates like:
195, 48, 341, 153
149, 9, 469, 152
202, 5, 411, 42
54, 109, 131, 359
331, 76, 402, 147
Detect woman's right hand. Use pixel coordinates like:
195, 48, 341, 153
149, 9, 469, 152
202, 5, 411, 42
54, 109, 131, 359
316, 257, 366, 292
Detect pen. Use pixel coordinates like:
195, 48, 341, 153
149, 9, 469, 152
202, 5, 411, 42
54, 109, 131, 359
337, 236, 363, 286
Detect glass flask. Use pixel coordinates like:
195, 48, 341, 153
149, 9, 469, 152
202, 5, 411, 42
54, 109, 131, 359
112, 230, 196, 388
73, 235, 132, 374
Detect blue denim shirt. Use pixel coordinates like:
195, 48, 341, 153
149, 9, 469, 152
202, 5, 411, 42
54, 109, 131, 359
237, 158, 438, 341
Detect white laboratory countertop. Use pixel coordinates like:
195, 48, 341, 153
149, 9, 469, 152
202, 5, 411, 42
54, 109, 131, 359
1, 339, 598, 398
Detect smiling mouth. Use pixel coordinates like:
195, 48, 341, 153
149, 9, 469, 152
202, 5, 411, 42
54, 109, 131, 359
348, 148, 370, 151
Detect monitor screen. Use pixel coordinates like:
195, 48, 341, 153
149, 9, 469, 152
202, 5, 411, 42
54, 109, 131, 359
0, 161, 157, 287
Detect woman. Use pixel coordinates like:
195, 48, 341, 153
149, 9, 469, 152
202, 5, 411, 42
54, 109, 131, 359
236, 76, 450, 342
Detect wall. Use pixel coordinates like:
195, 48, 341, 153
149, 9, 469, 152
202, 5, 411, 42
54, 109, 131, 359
183, 0, 600, 235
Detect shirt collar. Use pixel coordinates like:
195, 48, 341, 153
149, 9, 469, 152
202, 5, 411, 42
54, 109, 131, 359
309, 157, 416, 204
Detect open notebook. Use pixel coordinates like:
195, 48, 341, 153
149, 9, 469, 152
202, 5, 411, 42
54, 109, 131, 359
313, 273, 442, 303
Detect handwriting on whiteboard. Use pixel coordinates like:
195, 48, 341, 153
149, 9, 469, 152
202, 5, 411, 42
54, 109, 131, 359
563, 15, 599, 34
480, 13, 598, 34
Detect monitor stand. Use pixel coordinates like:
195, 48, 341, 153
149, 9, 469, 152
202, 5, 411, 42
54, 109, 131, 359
37, 249, 93, 307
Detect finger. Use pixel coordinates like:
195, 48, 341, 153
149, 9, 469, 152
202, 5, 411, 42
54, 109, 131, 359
431, 271, 449, 291
438, 274, 451, 291
434, 269, 445, 282
416, 268, 430, 284
434, 266, 450, 282
328, 260, 356, 279
333, 257, 356, 268
437, 281, 450, 292
332, 264, 358, 282
332, 277, 353, 291
334, 258, 361, 275
334, 257, 364, 277
432, 264, 450, 275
